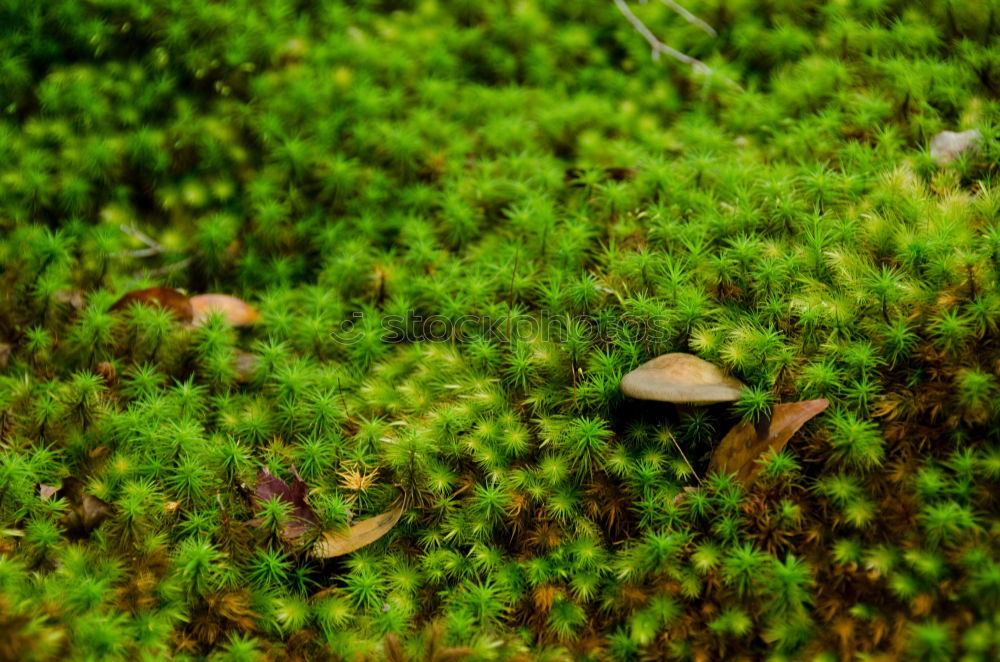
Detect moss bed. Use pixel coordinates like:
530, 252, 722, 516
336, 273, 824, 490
2, 1, 1000, 660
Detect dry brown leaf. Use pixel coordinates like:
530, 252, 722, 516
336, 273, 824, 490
109, 286, 194, 322
189, 294, 260, 327
56, 477, 113, 536
709, 399, 829, 487
96, 361, 117, 383
312, 501, 404, 558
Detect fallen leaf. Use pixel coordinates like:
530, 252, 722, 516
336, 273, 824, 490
38, 484, 59, 501
58, 477, 113, 536
709, 399, 829, 487
0, 528, 24, 558
671, 486, 698, 506
96, 361, 117, 383
109, 286, 194, 322
189, 294, 260, 328
312, 500, 404, 558
250, 466, 318, 540
383, 623, 475, 662
109, 288, 261, 329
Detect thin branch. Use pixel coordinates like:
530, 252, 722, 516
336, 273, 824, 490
137, 257, 192, 278
116, 223, 166, 258
669, 434, 702, 485
658, 0, 716, 37
614, 0, 741, 91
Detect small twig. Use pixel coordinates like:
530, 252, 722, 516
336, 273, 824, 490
116, 223, 166, 257
121, 247, 163, 258
137, 257, 192, 278
655, 0, 716, 37
614, 0, 741, 91
669, 433, 702, 485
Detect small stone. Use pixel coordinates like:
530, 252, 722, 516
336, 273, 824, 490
930, 129, 981, 163
54, 289, 85, 309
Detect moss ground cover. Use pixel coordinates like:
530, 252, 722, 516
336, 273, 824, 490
2, 0, 1000, 659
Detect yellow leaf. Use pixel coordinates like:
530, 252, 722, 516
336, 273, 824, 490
312, 501, 404, 558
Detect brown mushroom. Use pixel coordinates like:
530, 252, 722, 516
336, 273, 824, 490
621, 353, 745, 404
620, 353, 746, 483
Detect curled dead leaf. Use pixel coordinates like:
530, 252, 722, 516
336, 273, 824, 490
671, 486, 698, 506
250, 467, 318, 540
109, 286, 194, 322
189, 294, 260, 328
312, 500, 404, 559
96, 361, 117, 383
55, 477, 113, 536
709, 399, 829, 487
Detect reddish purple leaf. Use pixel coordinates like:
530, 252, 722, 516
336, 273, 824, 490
251, 466, 318, 540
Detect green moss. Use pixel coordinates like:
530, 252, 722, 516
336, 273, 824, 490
1, 0, 1000, 659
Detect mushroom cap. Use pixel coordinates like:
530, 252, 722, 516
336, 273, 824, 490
620, 353, 745, 404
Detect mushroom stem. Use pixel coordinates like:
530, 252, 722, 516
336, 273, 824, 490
674, 402, 694, 418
